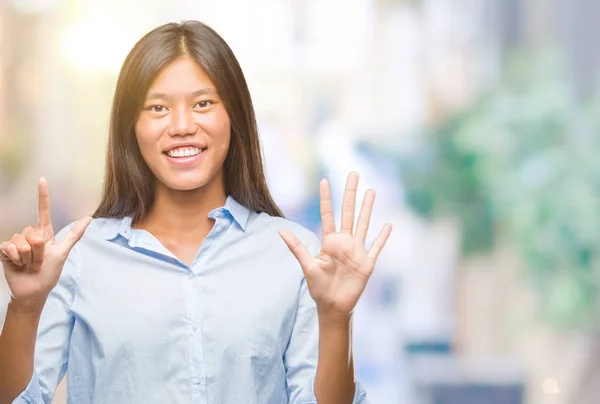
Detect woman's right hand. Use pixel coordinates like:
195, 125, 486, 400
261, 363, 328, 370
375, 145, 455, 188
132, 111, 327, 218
0, 178, 91, 306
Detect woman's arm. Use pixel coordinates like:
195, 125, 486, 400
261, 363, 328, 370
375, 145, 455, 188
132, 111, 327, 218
314, 311, 356, 404
0, 180, 88, 403
0, 298, 45, 403
283, 271, 368, 404
0, 217, 86, 404
281, 172, 392, 404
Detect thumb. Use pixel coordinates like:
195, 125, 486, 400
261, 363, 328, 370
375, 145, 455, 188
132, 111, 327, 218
279, 230, 315, 276
56, 216, 92, 256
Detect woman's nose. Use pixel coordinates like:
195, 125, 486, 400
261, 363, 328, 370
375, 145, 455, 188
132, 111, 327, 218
167, 107, 196, 137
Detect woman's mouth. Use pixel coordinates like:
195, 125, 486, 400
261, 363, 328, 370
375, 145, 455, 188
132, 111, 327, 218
164, 146, 202, 158
163, 146, 206, 166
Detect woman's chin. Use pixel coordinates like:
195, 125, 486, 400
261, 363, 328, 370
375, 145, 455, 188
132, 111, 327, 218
160, 178, 209, 192
155, 169, 223, 193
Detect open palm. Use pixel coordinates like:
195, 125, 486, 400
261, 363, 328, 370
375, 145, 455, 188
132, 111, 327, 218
280, 172, 392, 319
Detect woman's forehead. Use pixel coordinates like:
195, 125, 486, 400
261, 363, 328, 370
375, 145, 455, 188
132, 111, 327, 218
147, 57, 217, 95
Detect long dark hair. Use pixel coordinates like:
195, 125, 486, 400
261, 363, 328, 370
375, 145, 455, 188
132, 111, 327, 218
93, 21, 283, 223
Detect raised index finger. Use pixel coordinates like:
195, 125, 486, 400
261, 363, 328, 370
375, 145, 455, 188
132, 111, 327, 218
319, 178, 336, 236
37, 177, 52, 230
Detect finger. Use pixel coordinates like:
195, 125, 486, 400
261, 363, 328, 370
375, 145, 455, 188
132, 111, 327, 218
0, 242, 23, 266
279, 230, 315, 276
340, 172, 359, 234
23, 226, 45, 268
12, 234, 32, 268
37, 177, 53, 235
55, 216, 92, 257
319, 178, 336, 236
367, 223, 393, 262
355, 189, 375, 244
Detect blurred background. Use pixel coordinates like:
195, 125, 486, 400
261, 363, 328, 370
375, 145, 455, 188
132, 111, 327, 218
1, 0, 600, 403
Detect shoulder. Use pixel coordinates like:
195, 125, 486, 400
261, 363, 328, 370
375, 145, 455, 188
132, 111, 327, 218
248, 212, 321, 256
51, 217, 125, 275
54, 217, 124, 244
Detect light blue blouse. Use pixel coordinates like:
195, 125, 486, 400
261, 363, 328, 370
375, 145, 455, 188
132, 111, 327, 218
14, 196, 368, 403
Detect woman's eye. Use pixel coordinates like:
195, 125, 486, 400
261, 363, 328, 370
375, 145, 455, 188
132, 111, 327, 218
195, 100, 213, 108
147, 105, 166, 113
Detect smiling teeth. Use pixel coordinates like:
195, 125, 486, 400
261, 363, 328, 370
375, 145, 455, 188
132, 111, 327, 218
167, 147, 201, 158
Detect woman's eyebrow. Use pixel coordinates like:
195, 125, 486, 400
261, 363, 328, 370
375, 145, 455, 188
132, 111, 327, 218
145, 88, 218, 102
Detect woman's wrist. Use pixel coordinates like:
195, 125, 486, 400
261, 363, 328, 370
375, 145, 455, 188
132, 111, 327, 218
8, 295, 47, 316
317, 306, 353, 327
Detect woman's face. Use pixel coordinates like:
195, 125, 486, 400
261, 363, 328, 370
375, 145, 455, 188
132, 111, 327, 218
135, 57, 231, 193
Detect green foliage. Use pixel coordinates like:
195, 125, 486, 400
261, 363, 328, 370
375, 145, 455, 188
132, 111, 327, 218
401, 52, 600, 328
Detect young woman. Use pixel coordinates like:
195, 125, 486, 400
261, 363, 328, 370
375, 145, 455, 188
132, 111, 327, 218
0, 21, 391, 404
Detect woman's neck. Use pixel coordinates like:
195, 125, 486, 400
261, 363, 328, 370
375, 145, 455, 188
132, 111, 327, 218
136, 181, 227, 237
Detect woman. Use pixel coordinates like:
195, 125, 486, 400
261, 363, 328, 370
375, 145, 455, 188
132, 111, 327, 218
0, 21, 391, 404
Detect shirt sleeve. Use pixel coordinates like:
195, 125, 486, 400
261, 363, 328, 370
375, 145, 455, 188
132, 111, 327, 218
12, 224, 79, 403
284, 231, 369, 404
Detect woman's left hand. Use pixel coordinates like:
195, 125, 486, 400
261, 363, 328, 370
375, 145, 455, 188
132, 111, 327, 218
280, 172, 392, 322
